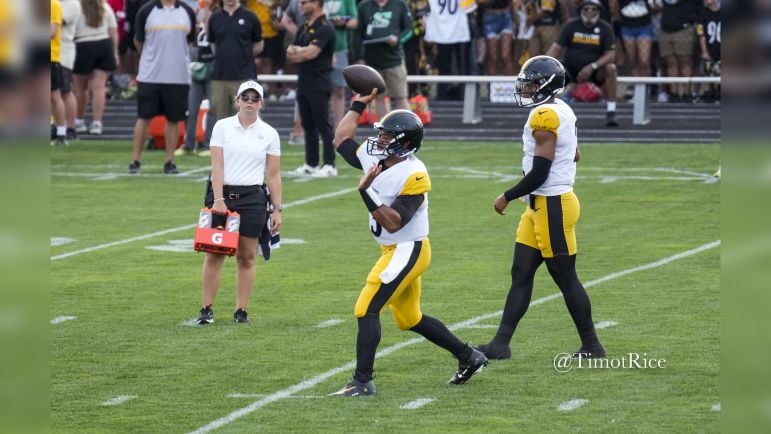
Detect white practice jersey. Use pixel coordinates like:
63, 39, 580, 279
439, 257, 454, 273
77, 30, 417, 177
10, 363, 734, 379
522, 98, 578, 196
356, 146, 431, 246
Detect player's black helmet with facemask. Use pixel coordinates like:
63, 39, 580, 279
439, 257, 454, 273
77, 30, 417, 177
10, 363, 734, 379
514, 55, 566, 107
366, 109, 424, 159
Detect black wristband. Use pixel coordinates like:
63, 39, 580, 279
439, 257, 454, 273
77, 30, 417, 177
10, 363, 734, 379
359, 187, 383, 212
349, 101, 367, 115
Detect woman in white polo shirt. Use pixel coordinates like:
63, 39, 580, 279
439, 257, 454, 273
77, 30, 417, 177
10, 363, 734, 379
196, 80, 282, 325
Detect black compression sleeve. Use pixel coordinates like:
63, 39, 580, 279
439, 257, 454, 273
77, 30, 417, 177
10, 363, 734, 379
503, 156, 553, 202
390, 195, 424, 226
337, 139, 363, 169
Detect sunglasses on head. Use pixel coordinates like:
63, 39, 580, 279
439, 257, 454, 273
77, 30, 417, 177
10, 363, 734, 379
240, 94, 261, 102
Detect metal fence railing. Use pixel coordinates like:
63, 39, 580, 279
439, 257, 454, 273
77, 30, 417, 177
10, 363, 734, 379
255, 74, 720, 126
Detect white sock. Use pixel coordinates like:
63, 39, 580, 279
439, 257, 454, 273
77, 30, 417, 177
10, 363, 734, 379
607, 101, 616, 112
56, 125, 66, 136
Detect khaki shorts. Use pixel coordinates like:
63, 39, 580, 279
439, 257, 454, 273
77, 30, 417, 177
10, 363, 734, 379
377, 64, 408, 99
658, 26, 696, 57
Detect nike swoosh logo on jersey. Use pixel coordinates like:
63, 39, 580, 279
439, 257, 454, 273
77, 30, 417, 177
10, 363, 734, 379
538, 110, 547, 115
416, 176, 425, 181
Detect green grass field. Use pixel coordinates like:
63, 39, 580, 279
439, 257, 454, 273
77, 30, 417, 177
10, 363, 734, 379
51, 139, 720, 433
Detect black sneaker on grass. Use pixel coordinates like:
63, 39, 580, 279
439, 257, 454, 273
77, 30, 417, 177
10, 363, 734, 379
233, 308, 250, 323
128, 160, 141, 174
66, 127, 78, 141
197, 305, 214, 325
163, 160, 179, 174
448, 346, 488, 385
477, 341, 512, 360
329, 379, 376, 397
572, 344, 606, 359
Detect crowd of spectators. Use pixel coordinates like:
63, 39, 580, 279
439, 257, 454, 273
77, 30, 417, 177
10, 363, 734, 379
46, 0, 720, 163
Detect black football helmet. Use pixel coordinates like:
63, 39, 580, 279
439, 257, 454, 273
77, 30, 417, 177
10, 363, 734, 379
514, 55, 566, 107
366, 109, 424, 159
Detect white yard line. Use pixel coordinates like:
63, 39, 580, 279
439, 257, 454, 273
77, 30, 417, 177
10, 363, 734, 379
711, 403, 721, 412
400, 398, 435, 410
101, 395, 137, 406
595, 321, 619, 330
227, 394, 324, 399
51, 315, 77, 324
51, 188, 356, 261
316, 319, 345, 328
557, 399, 588, 411
187, 240, 719, 434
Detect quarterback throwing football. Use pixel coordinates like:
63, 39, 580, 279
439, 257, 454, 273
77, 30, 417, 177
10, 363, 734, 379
479, 56, 606, 360
328, 90, 487, 397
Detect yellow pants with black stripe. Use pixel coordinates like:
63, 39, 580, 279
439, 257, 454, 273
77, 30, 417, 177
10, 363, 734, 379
516, 192, 580, 258
354, 239, 431, 330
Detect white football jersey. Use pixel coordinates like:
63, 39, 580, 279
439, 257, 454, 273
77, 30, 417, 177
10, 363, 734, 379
521, 98, 578, 196
356, 146, 431, 246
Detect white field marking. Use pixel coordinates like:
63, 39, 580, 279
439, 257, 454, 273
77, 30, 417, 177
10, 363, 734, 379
711, 403, 721, 412
460, 324, 497, 329
146, 239, 193, 253
316, 318, 345, 328
557, 399, 588, 411
594, 321, 619, 330
51, 316, 77, 324
101, 395, 138, 406
227, 393, 324, 399
180, 319, 200, 326
51, 237, 76, 247
400, 398, 435, 410
598, 175, 706, 184
279, 238, 306, 244
187, 240, 719, 434
51, 188, 356, 261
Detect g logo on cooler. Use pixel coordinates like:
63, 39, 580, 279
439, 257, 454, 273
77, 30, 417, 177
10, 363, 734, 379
211, 233, 223, 244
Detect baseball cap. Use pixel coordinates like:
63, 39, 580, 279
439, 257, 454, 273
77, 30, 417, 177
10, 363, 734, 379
237, 80, 264, 99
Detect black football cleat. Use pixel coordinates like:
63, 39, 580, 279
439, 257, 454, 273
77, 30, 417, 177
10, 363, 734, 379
448, 347, 488, 385
477, 341, 512, 360
233, 308, 250, 324
329, 379, 376, 397
196, 306, 214, 325
572, 344, 606, 358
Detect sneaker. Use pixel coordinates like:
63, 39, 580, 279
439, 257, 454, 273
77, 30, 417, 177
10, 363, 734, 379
605, 111, 618, 127
477, 341, 512, 360
288, 134, 304, 145
713, 166, 721, 178
174, 147, 194, 157
291, 163, 317, 176
163, 160, 179, 174
234, 308, 250, 323
448, 346, 488, 385
197, 305, 214, 325
572, 344, 606, 359
51, 135, 68, 146
66, 127, 78, 141
128, 160, 141, 174
197, 149, 211, 157
284, 89, 296, 101
329, 379, 377, 397
89, 121, 102, 135
311, 164, 338, 178
656, 91, 669, 103
50, 124, 57, 140
75, 119, 88, 133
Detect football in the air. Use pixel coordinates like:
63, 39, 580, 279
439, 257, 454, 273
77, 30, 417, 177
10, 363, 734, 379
343, 64, 386, 95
